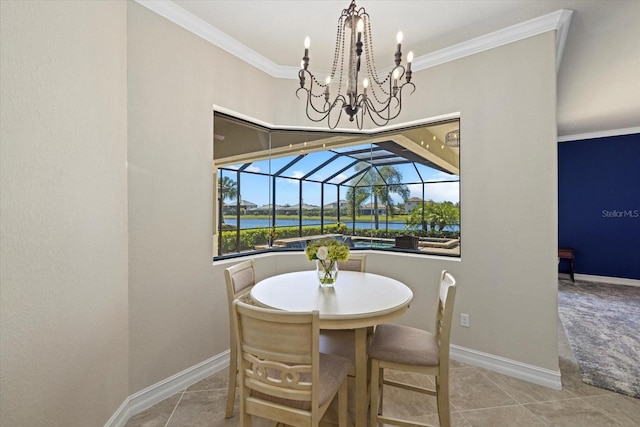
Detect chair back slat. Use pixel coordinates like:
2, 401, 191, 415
436, 270, 457, 363
227, 261, 255, 296
233, 300, 321, 412
340, 254, 366, 272
223, 259, 257, 418
243, 353, 313, 401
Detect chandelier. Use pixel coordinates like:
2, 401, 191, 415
445, 129, 460, 147
296, 0, 415, 129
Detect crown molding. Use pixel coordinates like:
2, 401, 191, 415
558, 126, 640, 142
134, 0, 283, 77
413, 9, 573, 74
136, 1, 572, 79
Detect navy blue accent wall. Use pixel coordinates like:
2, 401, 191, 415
558, 133, 640, 280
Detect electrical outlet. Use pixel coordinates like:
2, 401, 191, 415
460, 313, 470, 328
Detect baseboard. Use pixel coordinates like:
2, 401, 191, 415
450, 344, 562, 390
572, 273, 640, 287
105, 350, 230, 427
104, 397, 130, 427
108, 343, 566, 424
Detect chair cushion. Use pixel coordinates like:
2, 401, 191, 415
252, 352, 351, 410
368, 323, 440, 366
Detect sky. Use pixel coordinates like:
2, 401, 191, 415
221, 147, 459, 207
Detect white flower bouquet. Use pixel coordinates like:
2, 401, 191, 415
305, 238, 350, 287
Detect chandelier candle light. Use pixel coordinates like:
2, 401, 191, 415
297, 0, 416, 129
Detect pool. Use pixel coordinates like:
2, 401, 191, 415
350, 237, 395, 249
280, 236, 395, 249
351, 236, 460, 250
280, 235, 459, 251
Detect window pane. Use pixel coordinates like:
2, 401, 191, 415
214, 112, 461, 258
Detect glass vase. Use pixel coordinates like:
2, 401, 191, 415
316, 259, 339, 288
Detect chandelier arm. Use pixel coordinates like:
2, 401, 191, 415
297, 87, 323, 119
297, 69, 327, 99
327, 99, 345, 130
402, 81, 417, 96
298, 84, 348, 130
364, 81, 415, 126
354, 111, 364, 130
362, 96, 395, 127
309, 91, 342, 117
368, 64, 406, 105
355, 95, 369, 130
367, 76, 400, 125
296, 83, 329, 118
393, 66, 406, 81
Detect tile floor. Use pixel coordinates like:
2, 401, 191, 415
125, 319, 640, 426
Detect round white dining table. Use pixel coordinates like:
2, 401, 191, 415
250, 270, 413, 427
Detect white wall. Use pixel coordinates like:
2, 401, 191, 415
126, 2, 278, 393
0, 1, 129, 426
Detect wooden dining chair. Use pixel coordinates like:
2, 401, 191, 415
232, 299, 351, 427
368, 270, 457, 427
224, 259, 256, 418
340, 253, 366, 272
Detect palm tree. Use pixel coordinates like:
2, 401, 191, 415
348, 163, 410, 229
346, 185, 370, 218
218, 176, 238, 223
218, 176, 238, 201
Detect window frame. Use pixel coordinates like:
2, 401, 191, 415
213, 113, 461, 261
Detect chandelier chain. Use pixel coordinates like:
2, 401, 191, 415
296, 0, 415, 129
331, 17, 344, 81
362, 18, 393, 105
336, 18, 346, 98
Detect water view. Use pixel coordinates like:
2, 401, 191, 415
223, 217, 410, 230
223, 217, 459, 231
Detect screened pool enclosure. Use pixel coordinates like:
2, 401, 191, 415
213, 113, 460, 258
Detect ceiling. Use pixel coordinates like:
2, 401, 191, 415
213, 113, 460, 175
146, 0, 640, 139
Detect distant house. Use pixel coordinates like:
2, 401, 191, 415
246, 204, 275, 215
405, 197, 424, 213
360, 203, 387, 216
222, 199, 257, 214
241, 200, 258, 211
276, 203, 320, 215
323, 200, 348, 210
245, 203, 321, 215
